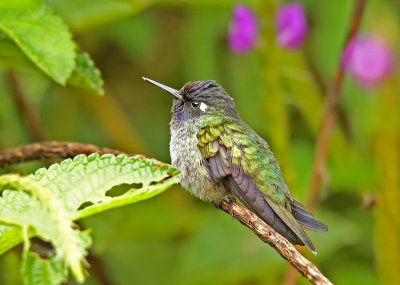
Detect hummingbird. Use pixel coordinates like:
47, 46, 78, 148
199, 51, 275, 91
143, 77, 328, 253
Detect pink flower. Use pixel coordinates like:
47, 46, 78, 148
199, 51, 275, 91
275, 3, 308, 50
228, 4, 258, 53
342, 35, 395, 87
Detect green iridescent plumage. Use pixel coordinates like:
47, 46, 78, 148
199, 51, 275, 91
198, 122, 290, 204
143, 77, 328, 253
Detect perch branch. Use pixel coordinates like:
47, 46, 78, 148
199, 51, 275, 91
0, 142, 332, 285
218, 200, 332, 285
0, 141, 127, 168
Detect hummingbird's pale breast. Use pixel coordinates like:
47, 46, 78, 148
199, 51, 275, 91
169, 118, 233, 202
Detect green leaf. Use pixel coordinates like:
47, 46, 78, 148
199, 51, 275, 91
0, 154, 180, 283
0, 33, 103, 95
32, 154, 180, 213
21, 230, 92, 285
67, 52, 104, 95
22, 252, 67, 285
0, 177, 88, 282
0, 0, 76, 84
0, 225, 24, 255
76, 175, 179, 219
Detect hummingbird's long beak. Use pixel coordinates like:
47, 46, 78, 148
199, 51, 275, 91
142, 77, 183, 99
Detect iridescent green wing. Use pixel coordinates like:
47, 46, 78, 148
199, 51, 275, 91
198, 122, 318, 252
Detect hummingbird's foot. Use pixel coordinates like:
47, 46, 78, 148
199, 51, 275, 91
214, 198, 237, 220
221, 197, 236, 220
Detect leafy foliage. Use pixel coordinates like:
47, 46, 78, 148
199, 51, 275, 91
0, 225, 23, 255
68, 52, 104, 95
0, 0, 76, 84
0, 0, 103, 94
22, 251, 67, 285
0, 154, 180, 283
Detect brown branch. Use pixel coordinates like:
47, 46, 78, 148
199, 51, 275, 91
307, 0, 367, 212
0, 141, 128, 168
0, 141, 332, 284
218, 200, 332, 285
282, 1, 368, 284
6, 70, 46, 142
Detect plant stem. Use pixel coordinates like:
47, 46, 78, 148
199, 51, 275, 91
306, 0, 367, 212
282, 1, 368, 284
6, 70, 45, 142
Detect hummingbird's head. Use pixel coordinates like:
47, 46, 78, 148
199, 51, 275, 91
142, 78, 240, 123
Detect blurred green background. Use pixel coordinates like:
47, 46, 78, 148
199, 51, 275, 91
1, 0, 399, 284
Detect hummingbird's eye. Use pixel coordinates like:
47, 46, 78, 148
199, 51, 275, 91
191, 101, 200, 108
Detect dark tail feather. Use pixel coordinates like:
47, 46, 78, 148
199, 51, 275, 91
290, 199, 328, 232
222, 174, 303, 245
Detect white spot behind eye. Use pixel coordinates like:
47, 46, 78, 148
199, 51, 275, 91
199, 102, 208, 112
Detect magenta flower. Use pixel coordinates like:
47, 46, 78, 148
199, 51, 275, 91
275, 3, 308, 50
228, 4, 258, 53
342, 35, 395, 87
